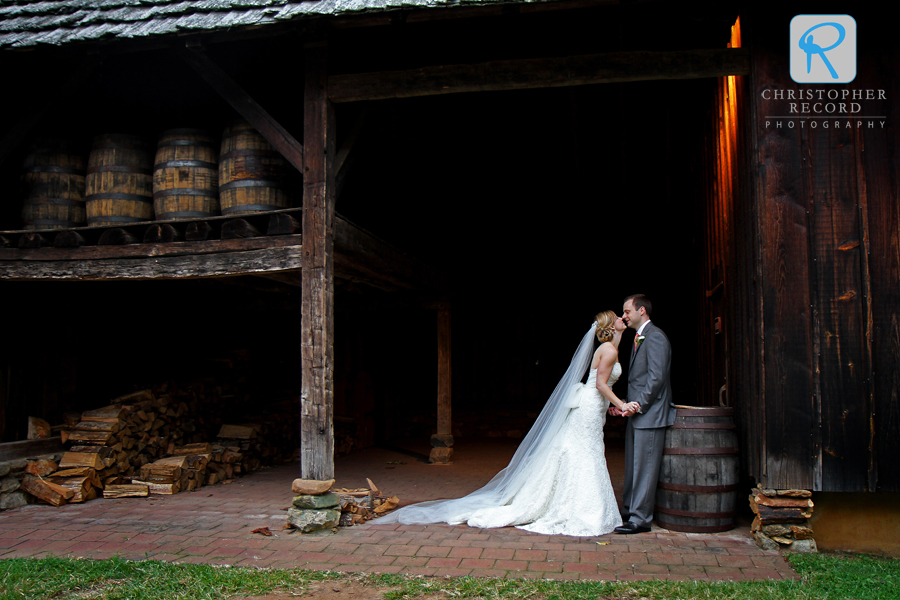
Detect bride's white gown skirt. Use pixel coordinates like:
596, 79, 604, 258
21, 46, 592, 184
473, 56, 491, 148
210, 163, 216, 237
383, 366, 622, 537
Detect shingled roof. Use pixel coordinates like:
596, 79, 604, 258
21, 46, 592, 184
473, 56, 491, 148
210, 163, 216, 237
0, 0, 545, 49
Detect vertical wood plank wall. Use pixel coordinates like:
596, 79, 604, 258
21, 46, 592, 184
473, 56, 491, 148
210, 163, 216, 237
744, 11, 899, 492
699, 18, 766, 486
857, 38, 900, 493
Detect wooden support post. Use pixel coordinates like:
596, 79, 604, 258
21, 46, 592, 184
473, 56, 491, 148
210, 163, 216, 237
430, 305, 453, 464
300, 32, 337, 481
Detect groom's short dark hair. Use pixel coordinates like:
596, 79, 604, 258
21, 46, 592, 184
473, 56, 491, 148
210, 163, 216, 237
625, 294, 652, 316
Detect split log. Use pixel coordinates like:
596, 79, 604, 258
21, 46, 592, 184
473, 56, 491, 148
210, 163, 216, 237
752, 492, 814, 509
74, 421, 120, 434
132, 479, 181, 495
47, 476, 92, 503
172, 443, 211, 455
184, 454, 209, 470
20, 476, 72, 506
24, 459, 58, 477
103, 484, 149, 498
66, 430, 115, 445
69, 445, 114, 458
749, 498, 812, 523
59, 451, 104, 469
81, 405, 128, 421
50, 466, 96, 479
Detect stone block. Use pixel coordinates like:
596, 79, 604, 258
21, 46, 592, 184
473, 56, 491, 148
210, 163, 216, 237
291, 478, 334, 495
429, 447, 454, 464
790, 538, 818, 553
430, 434, 454, 448
287, 507, 341, 533
0, 491, 30, 510
0, 476, 20, 494
293, 492, 340, 509
753, 532, 780, 551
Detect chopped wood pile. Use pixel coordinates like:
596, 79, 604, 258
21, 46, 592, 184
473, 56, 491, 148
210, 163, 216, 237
334, 478, 399, 527
750, 488, 817, 552
6, 382, 302, 508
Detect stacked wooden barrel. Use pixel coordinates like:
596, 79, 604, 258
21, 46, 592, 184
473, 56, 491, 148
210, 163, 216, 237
655, 405, 739, 533
20, 140, 86, 230
16, 122, 293, 231
152, 129, 219, 221
85, 134, 154, 226
218, 120, 289, 216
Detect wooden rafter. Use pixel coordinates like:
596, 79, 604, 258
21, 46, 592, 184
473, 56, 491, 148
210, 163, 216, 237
180, 45, 304, 172
328, 48, 750, 103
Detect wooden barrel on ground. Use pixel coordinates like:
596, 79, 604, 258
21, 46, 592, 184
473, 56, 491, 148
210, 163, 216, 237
153, 129, 219, 221
655, 405, 739, 533
85, 134, 153, 226
20, 140, 86, 230
218, 120, 289, 216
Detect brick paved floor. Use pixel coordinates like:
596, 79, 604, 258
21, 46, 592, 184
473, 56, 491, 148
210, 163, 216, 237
0, 438, 797, 581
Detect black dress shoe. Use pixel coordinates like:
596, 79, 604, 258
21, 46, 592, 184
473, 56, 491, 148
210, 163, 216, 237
614, 522, 651, 534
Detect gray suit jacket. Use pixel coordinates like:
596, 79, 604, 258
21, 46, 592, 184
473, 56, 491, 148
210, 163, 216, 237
627, 321, 675, 429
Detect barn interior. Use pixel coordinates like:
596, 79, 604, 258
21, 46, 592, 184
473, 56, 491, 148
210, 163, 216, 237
0, 3, 740, 461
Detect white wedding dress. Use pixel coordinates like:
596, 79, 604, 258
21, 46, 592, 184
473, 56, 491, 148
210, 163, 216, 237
381, 326, 623, 537
466, 364, 622, 536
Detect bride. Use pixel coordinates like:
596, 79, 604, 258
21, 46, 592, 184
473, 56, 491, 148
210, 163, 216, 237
380, 310, 637, 536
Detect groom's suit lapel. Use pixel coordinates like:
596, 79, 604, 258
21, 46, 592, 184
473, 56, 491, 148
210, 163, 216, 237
629, 323, 653, 369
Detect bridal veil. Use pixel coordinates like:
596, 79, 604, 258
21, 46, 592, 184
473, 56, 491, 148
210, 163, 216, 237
379, 323, 598, 525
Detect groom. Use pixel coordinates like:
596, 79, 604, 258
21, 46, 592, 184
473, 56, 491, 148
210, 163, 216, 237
615, 294, 675, 534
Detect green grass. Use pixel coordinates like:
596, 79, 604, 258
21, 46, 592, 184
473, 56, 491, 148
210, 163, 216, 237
1, 552, 898, 600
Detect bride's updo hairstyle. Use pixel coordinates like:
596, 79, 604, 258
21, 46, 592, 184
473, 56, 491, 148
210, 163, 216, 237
594, 310, 617, 343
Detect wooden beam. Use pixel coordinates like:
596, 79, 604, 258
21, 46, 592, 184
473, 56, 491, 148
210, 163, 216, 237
333, 217, 448, 294
328, 48, 750, 102
0, 437, 64, 462
180, 46, 304, 172
436, 306, 452, 436
0, 245, 303, 281
300, 33, 337, 481
0, 235, 301, 262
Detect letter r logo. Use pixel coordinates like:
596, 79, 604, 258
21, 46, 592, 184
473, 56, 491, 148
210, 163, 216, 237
790, 15, 857, 83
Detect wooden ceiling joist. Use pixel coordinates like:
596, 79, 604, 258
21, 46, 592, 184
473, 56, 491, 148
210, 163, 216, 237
328, 48, 751, 102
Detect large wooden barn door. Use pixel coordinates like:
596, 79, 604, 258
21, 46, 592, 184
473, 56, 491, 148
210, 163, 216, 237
698, 20, 748, 412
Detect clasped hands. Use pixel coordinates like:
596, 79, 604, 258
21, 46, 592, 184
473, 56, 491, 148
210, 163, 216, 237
608, 402, 641, 417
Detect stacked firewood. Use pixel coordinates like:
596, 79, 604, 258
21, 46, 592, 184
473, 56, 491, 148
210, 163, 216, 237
334, 478, 399, 527
132, 443, 211, 494
17, 458, 98, 507
750, 488, 817, 552
59, 390, 201, 487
